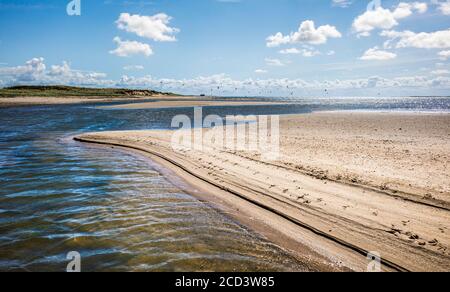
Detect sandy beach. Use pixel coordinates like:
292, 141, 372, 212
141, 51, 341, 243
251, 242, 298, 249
0, 95, 205, 108
75, 111, 450, 271
99, 100, 287, 110
0, 96, 286, 109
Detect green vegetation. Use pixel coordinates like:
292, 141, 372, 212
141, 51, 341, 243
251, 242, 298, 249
0, 85, 174, 98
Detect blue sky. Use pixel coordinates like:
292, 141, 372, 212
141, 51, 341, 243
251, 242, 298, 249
0, 0, 449, 96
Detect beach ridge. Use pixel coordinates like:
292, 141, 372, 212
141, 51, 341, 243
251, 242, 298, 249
73, 112, 450, 271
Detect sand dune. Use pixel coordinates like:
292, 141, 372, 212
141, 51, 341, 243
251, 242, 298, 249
75, 112, 450, 271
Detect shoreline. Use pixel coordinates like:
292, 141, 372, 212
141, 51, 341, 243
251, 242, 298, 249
98, 100, 288, 110
73, 136, 372, 272
74, 111, 450, 271
0, 96, 287, 109
74, 139, 350, 272
0, 95, 207, 108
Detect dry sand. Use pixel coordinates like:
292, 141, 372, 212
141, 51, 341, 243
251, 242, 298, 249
0, 95, 202, 108
75, 112, 450, 271
0, 96, 284, 109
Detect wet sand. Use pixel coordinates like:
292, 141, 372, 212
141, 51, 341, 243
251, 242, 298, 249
75, 112, 450, 271
0, 95, 283, 108
99, 100, 287, 110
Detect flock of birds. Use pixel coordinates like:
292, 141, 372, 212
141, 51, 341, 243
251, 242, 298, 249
156, 80, 344, 99
157, 80, 384, 99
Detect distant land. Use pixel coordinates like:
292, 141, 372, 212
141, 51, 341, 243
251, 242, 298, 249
0, 85, 175, 98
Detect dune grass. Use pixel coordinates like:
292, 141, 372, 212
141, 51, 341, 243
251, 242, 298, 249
0, 85, 172, 98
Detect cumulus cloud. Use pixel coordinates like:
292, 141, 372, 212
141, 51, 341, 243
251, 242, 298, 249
48, 61, 75, 77
266, 33, 291, 47
0, 58, 111, 86
360, 47, 397, 60
438, 50, 450, 60
381, 29, 450, 49
266, 20, 341, 47
0, 57, 46, 82
47, 62, 107, 84
441, 3, 450, 15
116, 13, 179, 42
109, 37, 153, 57
352, 2, 427, 37
114, 73, 450, 94
434, 0, 450, 15
2, 59, 450, 94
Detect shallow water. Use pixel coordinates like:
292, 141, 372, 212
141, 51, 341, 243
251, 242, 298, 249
0, 103, 312, 272
0, 97, 449, 272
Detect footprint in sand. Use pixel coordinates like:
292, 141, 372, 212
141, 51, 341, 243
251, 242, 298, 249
428, 239, 439, 246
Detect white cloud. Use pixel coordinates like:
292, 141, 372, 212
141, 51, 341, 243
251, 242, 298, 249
0, 58, 111, 86
360, 47, 397, 61
266, 20, 341, 47
266, 33, 292, 47
279, 48, 301, 54
265, 58, 286, 66
123, 65, 145, 71
115, 73, 450, 93
254, 69, 268, 74
279, 47, 321, 57
435, 0, 450, 15
431, 69, 450, 75
301, 49, 321, 57
0, 57, 46, 82
3, 58, 450, 97
327, 50, 336, 56
109, 37, 153, 57
438, 50, 450, 60
381, 29, 450, 49
2, 59, 450, 94
116, 13, 179, 42
352, 2, 427, 37
332, 0, 352, 8
48, 61, 71, 76
47, 61, 107, 84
